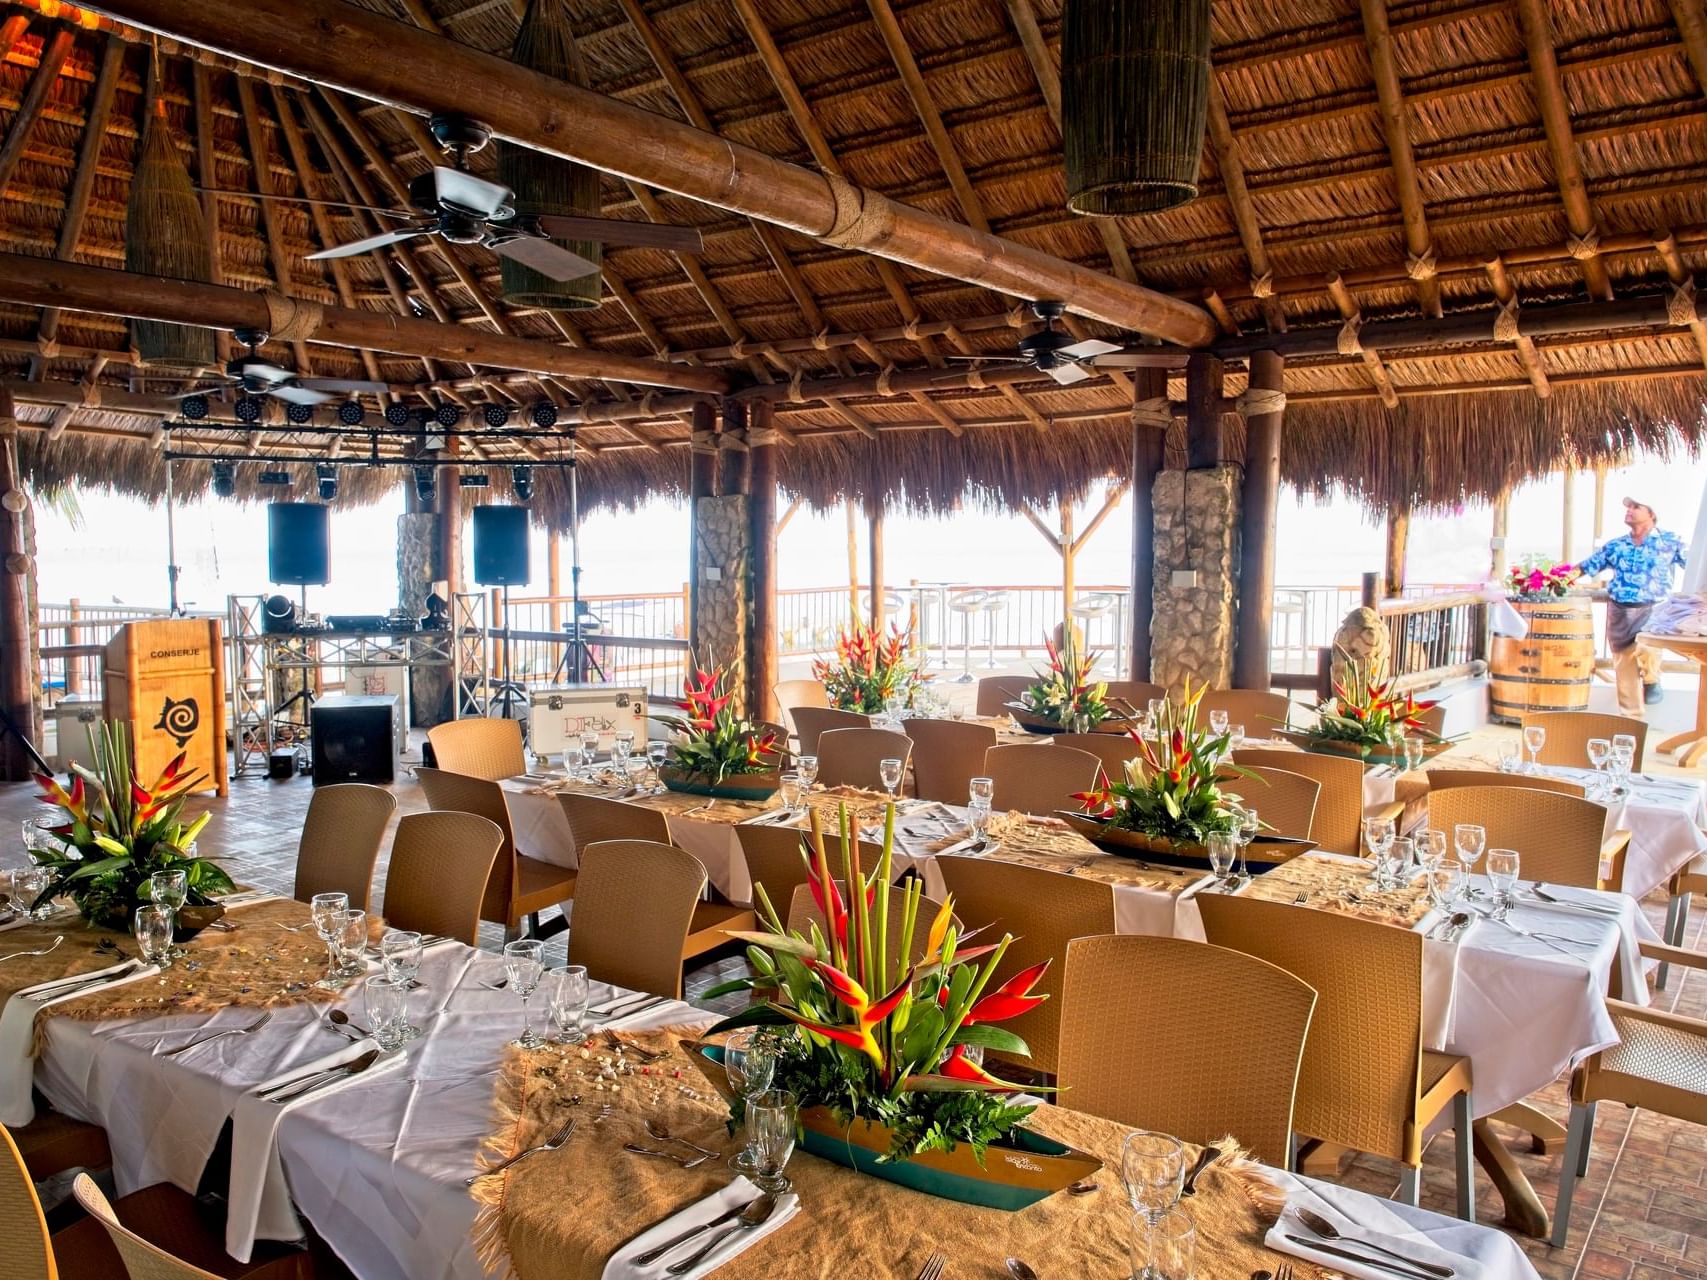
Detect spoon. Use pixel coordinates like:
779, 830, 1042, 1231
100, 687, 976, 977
1438, 910, 1472, 941
665, 1194, 779, 1275
324, 1009, 367, 1039
1293, 1208, 1455, 1277
646, 1119, 720, 1159
1180, 1144, 1221, 1196
1007, 1260, 1040, 1280
1067, 1179, 1098, 1196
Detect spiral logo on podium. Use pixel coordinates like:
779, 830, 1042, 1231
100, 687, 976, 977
155, 696, 200, 749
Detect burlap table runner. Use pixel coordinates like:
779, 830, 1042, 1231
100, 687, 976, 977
0, 910, 139, 1004
472, 1029, 1299, 1280
1242, 854, 1431, 928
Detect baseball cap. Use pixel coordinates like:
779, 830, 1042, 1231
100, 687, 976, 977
1623, 496, 1656, 518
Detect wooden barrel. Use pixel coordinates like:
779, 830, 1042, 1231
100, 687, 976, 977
1488, 598, 1595, 724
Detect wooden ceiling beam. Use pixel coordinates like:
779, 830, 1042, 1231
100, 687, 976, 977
1325, 275, 1399, 407
0, 25, 74, 198
1482, 255, 1550, 397
1358, 0, 1442, 318
1651, 230, 1707, 374
1204, 82, 1285, 334
233, 75, 314, 372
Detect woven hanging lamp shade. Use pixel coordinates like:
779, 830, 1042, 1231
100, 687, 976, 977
498, 0, 603, 310
126, 103, 217, 369
1062, 0, 1212, 216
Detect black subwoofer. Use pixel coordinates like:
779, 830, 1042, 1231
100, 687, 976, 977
310, 694, 398, 785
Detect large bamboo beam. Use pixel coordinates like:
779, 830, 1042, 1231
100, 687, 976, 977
83, 0, 1216, 348
1483, 256, 1551, 396
1326, 275, 1399, 408
1234, 349, 1283, 689
1359, 0, 1442, 318
1129, 370, 1165, 681
0, 391, 39, 780
747, 398, 778, 722
1204, 83, 1285, 333
0, 253, 728, 392
0, 26, 75, 199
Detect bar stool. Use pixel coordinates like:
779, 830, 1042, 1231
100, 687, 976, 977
948, 589, 992, 683
1069, 593, 1119, 668
859, 589, 907, 630
1273, 589, 1309, 674
978, 590, 1009, 669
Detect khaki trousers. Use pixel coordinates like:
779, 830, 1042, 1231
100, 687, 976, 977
1612, 642, 1660, 717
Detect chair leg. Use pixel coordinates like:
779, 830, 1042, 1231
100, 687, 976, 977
1397, 1165, 1421, 1206
526, 911, 542, 938
1576, 1101, 1596, 1178
1659, 894, 1680, 989
1453, 1090, 1476, 1222
503, 924, 521, 944
1552, 1102, 1594, 1248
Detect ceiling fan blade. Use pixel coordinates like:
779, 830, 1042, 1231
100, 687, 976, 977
492, 234, 600, 282
167, 383, 231, 400
1046, 363, 1093, 385
1059, 337, 1122, 359
194, 186, 409, 219
240, 361, 298, 382
1088, 351, 1193, 369
306, 228, 428, 260
435, 166, 512, 218
299, 378, 390, 394
269, 384, 332, 406
533, 214, 704, 254
942, 354, 1008, 362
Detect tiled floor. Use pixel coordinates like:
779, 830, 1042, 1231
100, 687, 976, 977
7, 705, 1707, 1279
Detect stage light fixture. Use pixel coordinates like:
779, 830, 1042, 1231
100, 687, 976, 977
434, 403, 464, 429
414, 465, 436, 504
234, 395, 264, 424
461, 472, 490, 488
210, 461, 236, 498
180, 394, 210, 421
286, 401, 314, 425
482, 403, 509, 429
258, 469, 291, 486
338, 400, 365, 426
530, 402, 558, 428
384, 403, 412, 427
513, 465, 533, 501
316, 462, 338, 501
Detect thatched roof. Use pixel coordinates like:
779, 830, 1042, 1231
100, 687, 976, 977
4, 0, 1707, 517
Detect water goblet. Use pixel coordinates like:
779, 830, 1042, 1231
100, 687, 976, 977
623, 755, 650, 793
133, 903, 174, 970
149, 868, 188, 951
1131, 1207, 1196, 1280
969, 775, 995, 807
503, 938, 546, 1049
578, 730, 600, 779
1486, 848, 1521, 921
1497, 740, 1522, 773
547, 965, 589, 1045
1208, 709, 1230, 737
745, 1088, 798, 1194
1121, 1131, 1185, 1223
1453, 823, 1486, 891
878, 757, 904, 799
1229, 723, 1246, 751
1611, 732, 1637, 782
1389, 835, 1416, 882
1585, 737, 1611, 797
647, 739, 670, 790
967, 798, 993, 845
779, 772, 804, 816
335, 909, 369, 978
381, 929, 425, 1035
796, 755, 819, 792
310, 891, 350, 989
1523, 723, 1547, 773
1426, 857, 1465, 911
1362, 815, 1395, 884
365, 976, 410, 1051
12, 866, 52, 920
1205, 831, 1237, 887
1417, 825, 1448, 867
612, 730, 634, 771
726, 1028, 778, 1176
20, 813, 64, 857
1403, 734, 1425, 773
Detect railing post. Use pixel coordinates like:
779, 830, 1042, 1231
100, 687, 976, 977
1315, 646, 1333, 701
1361, 572, 1384, 608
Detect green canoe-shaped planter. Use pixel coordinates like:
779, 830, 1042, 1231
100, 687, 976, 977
658, 765, 780, 801
1052, 812, 1316, 874
1270, 729, 1451, 767
687, 1042, 1101, 1211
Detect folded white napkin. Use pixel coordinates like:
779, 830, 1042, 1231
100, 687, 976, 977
1419, 916, 1477, 1049
0, 958, 158, 1125
602, 1177, 799, 1280
1266, 1182, 1487, 1280
226, 1037, 406, 1261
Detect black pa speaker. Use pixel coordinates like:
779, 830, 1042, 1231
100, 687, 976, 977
310, 694, 398, 785
472, 504, 531, 587
268, 502, 331, 586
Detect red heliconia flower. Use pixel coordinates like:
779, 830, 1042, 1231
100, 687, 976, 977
939, 1044, 1009, 1087
1071, 786, 1116, 819
962, 959, 1050, 1025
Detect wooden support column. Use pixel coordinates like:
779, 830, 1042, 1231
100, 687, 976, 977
1561, 467, 1577, 562
1235, 349, 1284, 689
1386, 504, 1411, 595
1130, 370, 1167, 680
719, 399, 750, 497
688, 400, 716, 650
1060, 503, 1076, 615
868, 501, 885, 629
436, 438, 462, 599
547, 535, 562, 634
845, 500, 861, 626
748, 400, 779, 721
0, 391, 41, 780
1491, 490, 1511, 581
1592, 462, 1609, 542
1185, 354, 1227, 470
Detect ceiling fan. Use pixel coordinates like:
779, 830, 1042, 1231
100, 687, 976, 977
171, 328, 388, 410
942, 300, 1187, 385
198, 114, 704, 280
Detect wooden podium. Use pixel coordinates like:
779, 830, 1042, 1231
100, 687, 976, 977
103, 619, 228, 796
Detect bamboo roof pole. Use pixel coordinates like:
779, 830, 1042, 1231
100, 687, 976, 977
1324, 275, 1400, 407
1198, 84, 1285, 334
844, 497, 860, 627
1560, 465, 1576, 563
232, 76, 316, 374
191, 61, 235, 369
1483, 255, 1551, 396
1670, 0, 1707, 108
1651, 231, 1707, 372
0, 26, 75, 199
85, 0, 1216, 347
1513, 0, 1614, 301
1358, 0, 1442, 318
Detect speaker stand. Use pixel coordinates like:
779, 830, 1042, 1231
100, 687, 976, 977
489, 586, 528, 719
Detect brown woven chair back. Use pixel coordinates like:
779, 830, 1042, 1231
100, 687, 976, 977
1426, 785, 1609, 889
785, 883, 955, 970
1057, 935, 1316, 1165
292, 782, 396, 913
934, 856, 1117, 1075
902, 718, 998, 803
774, 680, 829, 737
414, 767, 517, 922
570, 840, 706, 998
982, 743, 1101, 816
1221, 765, 1322, 841
790, 706, 870, 756
1197, 893, 1425, 1163
0, 1126, 55, 1280
558, 792, 671, 857
1426, 768, 1585, 798
381, 811, 504, 945
1199, 689, 1295, 736
1523, 711, 1649, 771
1102, 680, 1166, 713
425, 717, 527, 781
816, 728, 913, 791
974, 675, 1031, 717
71, 1173, 235, 1280
1231, 748, 1366, 855
1048, 733, 1145, 785
737, 825, 886, 922
1413, 704, 1447, 738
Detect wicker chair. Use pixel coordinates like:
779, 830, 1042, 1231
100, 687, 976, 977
1552, 937, 1707, 1245
738, 824, 885, 920
790, 706, 870, 756
1199, 689, 1294, 737
1413, 703, 1447, 738
1221, 765, 1322, 841
816, 727, 913, 791
1426, 785, 1629, 891
291, 782, 396, 913
9, 1106, 110, 1181
380, 811, 505, 945
425, 717, 527, 781
414, 767, 577, 938
1522, 711, 1648, 771
974, 675, 1030, 717
786, 883, 956, 969
569, 840, 709, 998
755, 721, 793, 770
1424, 768, 1585, 798
1197, 894, 1475, 1216
1662, 861, 1707, 989
1048, 733, 1146, 785
933, 856, 1117, 1076
1, 1123, 57, 1280
1057, 935, 1317, 1166
1232, 748, 1398, 856
902, 718, 997, 803
982, 743, 1102, 816
1103, 680, 1166, 712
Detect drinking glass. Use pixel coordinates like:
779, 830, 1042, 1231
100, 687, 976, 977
1146, 698, 1164, 724
624, 756, 650, 792
546, 965, 589, 1044
612, 730, 634, 770
1208, 709, 1230, 737
503, 938, 546, 1049
1426, 857, 1465, 910
1453, 823, 1486, 892
796, 755, 820, 791
1389, 835, 1416, 882
745, 1088, 798, 1194
578, 730, 600, 778
1523, 724, 1547, 773
647, 738, 669, 788
969, 776, 995, 807
878, 758, 904, 798
20, 814, 63, 857
1497, 740, 1522, 773
1417, 825, 1448, 867
1229, 723, 1246, 750
11, 866, 51, 919
335, 909, 369, 978
1235, 807, 1259, 883
311, 891, 350, 989
779, 772, 804, 816
1121, 1131, 1185, 1223
1205, 831, 1237, 886
149, 869, 187, 950
1612, 732, 1637, 784
968, 798, 993, 844
365, 976, 410, 1051
1131, 1207, 1196, 1280
1586, 737, 1611, 773
1363, 815, 1395, 881
1486, 848, 1521, 920
133, 903, 174, 969
726, 1029, 778, 1176
1403, 735, 1425, 773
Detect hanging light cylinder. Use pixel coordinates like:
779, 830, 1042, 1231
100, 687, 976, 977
126, 99, 217, 368
1061, 0, 1213, 216
498, 0, 603, 309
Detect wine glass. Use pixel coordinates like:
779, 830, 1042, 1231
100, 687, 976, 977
612, 730, 634, 771
647, 739, 670, 790
1205, 831, 1237, 887
1362, 815, 1395, 883
779, 772, 804, 816
1585, 737, 1611, 797
1523, 724, 1546, 773
796, 755, 819, 792
726, 1029, 778, 1177
365, 976, 410, 1051
547, 965, 589, 1045
1403, 735, 1425, 773
1453, 823, 1486, 892
149, 869, 188, 952
335, 909, 369, 978
1389, 835, 1416, 882
578, 730, 600, 779
745, 1088, 798, 1194
878, 757, 904, 799
1121, 1131, 1185, 1223
1208, 709, 1230, 737
1611, 733, 1637, 790
503, 938, 546, 1049
310, 891, 350, 989
1486, 848, 1520, 921
133, 903, 174, 969
381, 929, 425, 1037
1497, 740, 1522, 773
1132, 1207, 1196, 1280
11, 866, 52, 920
969, 776, 995, 807
1426, 857, 1465, 911
1417, 825, 1448, 868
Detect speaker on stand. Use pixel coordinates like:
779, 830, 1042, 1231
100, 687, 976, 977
472, 505, 531, 721
267, 503, 331, 742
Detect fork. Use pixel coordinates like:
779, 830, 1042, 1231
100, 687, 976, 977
1278, 1263, 1295, 1280
916, 1250, 947, 1280
0, 937, 62, 963
159, 1009, 273, 1057
465, 1116, 577, 1185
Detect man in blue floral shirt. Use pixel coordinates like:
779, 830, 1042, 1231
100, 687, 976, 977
1578, 497, 1689, 713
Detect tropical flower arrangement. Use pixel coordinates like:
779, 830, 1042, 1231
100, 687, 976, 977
707, 806, 1047, 1163
1020, 633, 1110, 730
661, 661, 781, 786
1069, 678, 1240, 847
1306, 655, 1442, 753
1505, 556, 1580, 602
28, 721, 230, 928
812, 620, 928, 713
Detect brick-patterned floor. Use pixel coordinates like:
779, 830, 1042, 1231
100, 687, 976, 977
6, 728, 1705, 1278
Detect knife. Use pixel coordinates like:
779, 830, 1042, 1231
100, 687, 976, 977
259, 1047, 383, 1103
596, 994, 671, 1023
28, 960, 141, 1002
1283, 1233, 1444, 1280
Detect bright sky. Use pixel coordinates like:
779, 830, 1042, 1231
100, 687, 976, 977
31, 449, 1705, 616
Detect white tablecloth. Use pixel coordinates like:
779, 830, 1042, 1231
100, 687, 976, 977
1531, 765, 1707, 899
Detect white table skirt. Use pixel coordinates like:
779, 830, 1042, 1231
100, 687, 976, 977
1526, 765, 1707, 900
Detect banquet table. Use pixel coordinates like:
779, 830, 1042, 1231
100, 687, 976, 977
25, 897, 1547, 1280
1638, 631, 1707, 767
